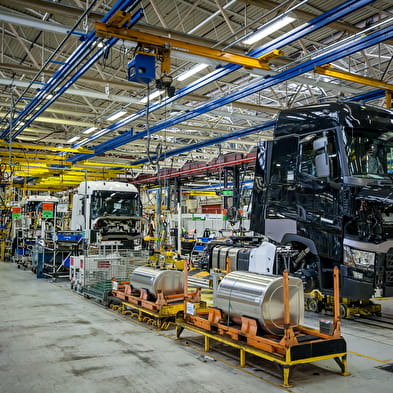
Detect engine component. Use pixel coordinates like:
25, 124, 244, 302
130, 266, 183, 297
214, 271, 304, 335
210, 244, 253, 271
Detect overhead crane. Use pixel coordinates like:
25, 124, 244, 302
96, 10, 283, 98
95, 12, 283, 71
314, 65, 393, 108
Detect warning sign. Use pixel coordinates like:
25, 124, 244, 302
42, 203, 54, 211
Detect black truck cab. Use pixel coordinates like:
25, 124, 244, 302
251, 102, 393, 298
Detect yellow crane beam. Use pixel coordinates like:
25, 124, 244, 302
12, 170, 123, 179
12, 170, 120, 177
75, 161, 143, 169
95, 22, 283, 71
0, 151, 142, 170
314, 65, 393, 108
0, 141, 94, 154
0, 150, 70, 161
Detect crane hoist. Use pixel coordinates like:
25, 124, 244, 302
95, 10, 284, 95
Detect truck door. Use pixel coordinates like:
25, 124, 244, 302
296, 130, 342, 262
263, 136, 298, 241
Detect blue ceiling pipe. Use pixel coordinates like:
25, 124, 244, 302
1, 0, 141, 140
70, 0, 376, 150
71, 19, 393, 164
346, 89, 386, 102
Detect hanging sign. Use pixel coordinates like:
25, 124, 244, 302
11, 207, 22, 220
42, 203, 54, 218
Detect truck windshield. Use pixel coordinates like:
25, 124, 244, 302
91, 191, 140, 219
344, 129, 393, 179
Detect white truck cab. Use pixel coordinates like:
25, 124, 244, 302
70, 181, 146, 247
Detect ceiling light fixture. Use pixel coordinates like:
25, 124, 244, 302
106, 110, 127, 121
66, 136, 80, 143
140, 90, 165, 103
92, 128, 108, 138
177, 64, 209, 81
76, 138, 89, 146
82, 126, 98, 134
243, 15, 295, 45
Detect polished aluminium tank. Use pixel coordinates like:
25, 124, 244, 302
130, 266, 184, 297
214, 271, 304, 335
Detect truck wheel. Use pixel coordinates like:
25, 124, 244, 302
308, 298, 322, 313
340, 304, 348, 319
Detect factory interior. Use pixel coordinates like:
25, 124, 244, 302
1, 0, 393, 392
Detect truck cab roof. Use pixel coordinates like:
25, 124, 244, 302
275, 102, 393, 137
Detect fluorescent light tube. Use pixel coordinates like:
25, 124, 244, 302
82, 126, 98, 134
177, 64, 209, 81
106, 110, 127, 121
243, 15, 295, 45
77, 138, 89, 146
66, 136, 80, 143
92, 128, 108, 138
140, 90, 165, 103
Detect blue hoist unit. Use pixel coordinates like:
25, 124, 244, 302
127, 53, 156, 84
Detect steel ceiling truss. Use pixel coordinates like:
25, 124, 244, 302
70, 4, 392, 165
0, 0, 391, 182
68, 0, 377, 161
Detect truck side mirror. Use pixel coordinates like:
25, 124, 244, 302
313, 136, 330, 178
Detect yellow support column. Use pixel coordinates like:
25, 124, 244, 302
1, 239, 5, 261
282, 367, 291, 387
240, 348, 246, 367
386, 91, 392, 109
204, 336, 210, 352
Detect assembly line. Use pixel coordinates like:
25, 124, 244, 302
1, 0, 393, 392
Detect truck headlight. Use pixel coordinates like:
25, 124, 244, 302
344, 246, 375, 271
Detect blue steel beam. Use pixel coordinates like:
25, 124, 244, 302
1, 0, 141, 140
346, 89, 386, 102
70, 18, 393, 164
70, 0, 376, 151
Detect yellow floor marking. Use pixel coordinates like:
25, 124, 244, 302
348, 350, 390, 364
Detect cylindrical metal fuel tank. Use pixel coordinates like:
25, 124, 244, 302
130, 266, 184, 297
214, 271, 304, 335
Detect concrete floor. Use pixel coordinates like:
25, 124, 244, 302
0, 262, 392, 393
